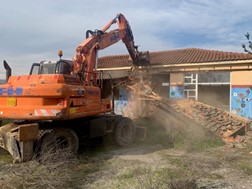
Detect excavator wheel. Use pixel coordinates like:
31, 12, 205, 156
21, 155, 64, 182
39, 128, 79, 155
113, 117, 135, 147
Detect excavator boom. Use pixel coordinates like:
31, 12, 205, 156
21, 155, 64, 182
73, 13, 150, 85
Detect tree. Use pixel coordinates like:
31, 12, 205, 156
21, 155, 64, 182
242, 32, 252, 54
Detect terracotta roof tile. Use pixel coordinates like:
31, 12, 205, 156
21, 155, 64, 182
98, 48, 252, 68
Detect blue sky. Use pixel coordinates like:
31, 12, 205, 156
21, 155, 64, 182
0, 0, 251, 78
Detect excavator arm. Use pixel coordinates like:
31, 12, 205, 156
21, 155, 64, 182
73, 13, 150, 85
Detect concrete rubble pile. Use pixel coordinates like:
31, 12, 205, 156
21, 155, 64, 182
127, 82, 251, 148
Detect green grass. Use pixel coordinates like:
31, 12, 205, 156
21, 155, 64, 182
0, 148, 12, 163
187, 135, 225, 152
207, 173, 224, 180
0, 119, 12, 126
134, 117, 225, 154
0, 120, 16, 163
134, 166, 197, 189
239, 161, 252, 175
116, 168, 134, 179
173, 130, 225, 152
0, 117, 239, 189
134, 118, 173, 148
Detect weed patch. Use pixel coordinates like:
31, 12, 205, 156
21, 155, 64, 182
0, 119, 11, 126
0, 148, 78, 189
239, 161, 252, 175
0, 149, 12, 163
173, 130, 224, 152
135, 117, 173, 148
116, 168, 134, 179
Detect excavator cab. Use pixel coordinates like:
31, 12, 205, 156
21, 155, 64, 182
29, 60, 73, 75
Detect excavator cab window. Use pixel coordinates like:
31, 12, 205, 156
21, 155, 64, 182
29, 63, 40, 75
29, 60, 73, 75
55, 60, 73, 75
29, 62, 56, 75
42, 63, 56, 74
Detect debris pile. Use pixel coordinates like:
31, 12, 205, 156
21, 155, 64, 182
168, 99, 251, 148
169, 99, 250, 138
127, 82, 251, 148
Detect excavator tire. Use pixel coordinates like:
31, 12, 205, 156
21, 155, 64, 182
39, 128, 79, 155
113, 117, 135, 147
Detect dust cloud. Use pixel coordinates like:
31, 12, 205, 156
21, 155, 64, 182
120, 78, 209, 148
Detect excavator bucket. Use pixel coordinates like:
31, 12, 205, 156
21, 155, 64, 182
139, 51, 150, 66
133, 51, 150, 67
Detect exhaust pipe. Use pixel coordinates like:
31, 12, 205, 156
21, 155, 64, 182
3, 60, 11, 83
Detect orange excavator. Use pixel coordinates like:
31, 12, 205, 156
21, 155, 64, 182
0, 13, 150, 163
